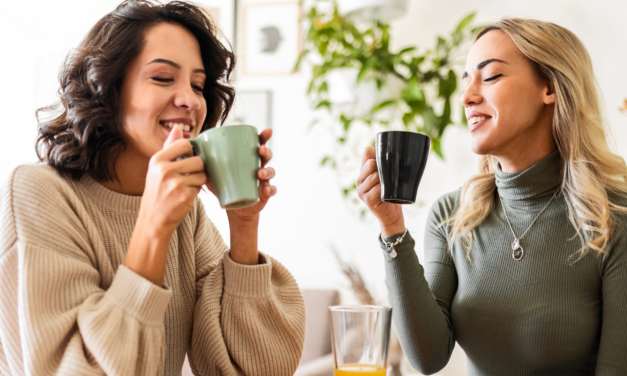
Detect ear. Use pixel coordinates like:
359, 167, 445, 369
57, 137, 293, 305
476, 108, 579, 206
542, 79, 556, 105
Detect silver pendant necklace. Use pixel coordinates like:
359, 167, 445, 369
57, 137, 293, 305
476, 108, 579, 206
499, 191, 558, 261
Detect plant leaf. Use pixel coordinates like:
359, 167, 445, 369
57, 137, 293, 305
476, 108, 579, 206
398, 46, 417, 55
371, 99, 397, 114
402, 112, 414, 127
401, 76, 424, 102
293, 49, 309, 72
315, 100, 331, 109
454, 12, 476, 34
431, 137, 444, 159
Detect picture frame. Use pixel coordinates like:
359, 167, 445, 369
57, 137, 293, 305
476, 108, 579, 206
239, 1, 302, 76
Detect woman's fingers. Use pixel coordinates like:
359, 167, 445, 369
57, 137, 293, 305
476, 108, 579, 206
361, 146, 376, 166
172, 156, 205, 175
358, 169, 380, 194
357, 158, 378, 186
163, 125, 184, 148
259, 129, 272, 146
258, 167, 275, 180
260, 145, 273, 166
263, 184, 277, 197
179, 171, 207, 188
257, 177, 277, 203
157, 138, 194, 162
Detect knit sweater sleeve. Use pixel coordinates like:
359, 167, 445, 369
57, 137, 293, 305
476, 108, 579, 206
0, 166, 172, 376
187, 201, 306, 376
380, 193, 458, 375
595, 215, 627, 374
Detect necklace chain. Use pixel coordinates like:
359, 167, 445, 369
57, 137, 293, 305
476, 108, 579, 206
499, 190, 558, 242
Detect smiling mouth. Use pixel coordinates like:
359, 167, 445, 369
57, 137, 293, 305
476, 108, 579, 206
160, 121, 193, 132
469, 116, 491, 125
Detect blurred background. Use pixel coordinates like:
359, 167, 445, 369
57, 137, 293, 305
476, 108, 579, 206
1, 0, 626, 374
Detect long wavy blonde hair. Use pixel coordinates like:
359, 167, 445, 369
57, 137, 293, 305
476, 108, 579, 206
447, 18, 627, 262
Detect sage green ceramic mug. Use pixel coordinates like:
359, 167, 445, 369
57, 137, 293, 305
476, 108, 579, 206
188, 125, 260, 210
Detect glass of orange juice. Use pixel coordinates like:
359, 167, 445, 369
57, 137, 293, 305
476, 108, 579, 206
330, 305, 392, 376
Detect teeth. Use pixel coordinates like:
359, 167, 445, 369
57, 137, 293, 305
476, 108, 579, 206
469, 116, 488, 124
162, 122, 192, 131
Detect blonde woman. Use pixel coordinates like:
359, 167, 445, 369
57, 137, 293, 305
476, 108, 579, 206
357, 18, 627, 375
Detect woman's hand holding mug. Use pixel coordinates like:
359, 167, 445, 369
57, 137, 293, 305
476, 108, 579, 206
225, 128, 276, 265
126, 126, 206, 286
225, 128, 276, 222
357, 146, 406, 238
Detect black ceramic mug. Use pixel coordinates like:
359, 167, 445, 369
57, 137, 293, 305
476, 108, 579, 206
376, 131, 430, 204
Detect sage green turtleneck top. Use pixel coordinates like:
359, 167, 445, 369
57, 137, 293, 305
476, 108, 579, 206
380, 151, 627, 375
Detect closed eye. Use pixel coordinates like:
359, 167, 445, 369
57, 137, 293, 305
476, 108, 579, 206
151, 77, 173, 83
484, 74, 503, 82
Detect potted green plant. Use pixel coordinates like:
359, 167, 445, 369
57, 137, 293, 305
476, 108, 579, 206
295, 1, 480, 214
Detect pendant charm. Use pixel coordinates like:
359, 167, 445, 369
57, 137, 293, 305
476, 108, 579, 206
511, 239, 524, 261
390, 250, 398, 258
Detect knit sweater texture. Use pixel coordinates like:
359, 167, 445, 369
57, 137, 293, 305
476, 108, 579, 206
380, 151, 627, 375
0, 164, 306, 376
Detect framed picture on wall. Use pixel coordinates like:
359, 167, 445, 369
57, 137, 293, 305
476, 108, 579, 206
239, 1, 301, 76
225, 90, 273, 143
199, 0, 235, 46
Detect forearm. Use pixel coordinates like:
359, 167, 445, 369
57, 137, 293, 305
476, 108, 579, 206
227, 212, 260, 265
125, 216, 172, 286
381, 232, 455, 374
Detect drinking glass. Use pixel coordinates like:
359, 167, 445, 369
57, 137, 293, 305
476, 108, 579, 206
330, 306, 392, 375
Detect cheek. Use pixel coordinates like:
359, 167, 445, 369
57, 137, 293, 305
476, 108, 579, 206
123, 87, 169, 133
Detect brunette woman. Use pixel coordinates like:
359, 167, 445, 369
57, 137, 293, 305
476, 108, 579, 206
358, 18, 627, 375
0, 1, 304, 375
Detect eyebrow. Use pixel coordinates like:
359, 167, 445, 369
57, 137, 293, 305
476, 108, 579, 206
148, 58, 206, 75
462, 58, 507, 79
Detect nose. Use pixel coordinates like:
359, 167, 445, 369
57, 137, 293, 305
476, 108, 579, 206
460, 77, 483, 108
173, 84, 202, 112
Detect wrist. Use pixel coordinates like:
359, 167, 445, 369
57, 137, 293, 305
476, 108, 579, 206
228, 212, 259, 265
227, 211, 260, 226
380, 217, 405, 239
136, 212, 174, 243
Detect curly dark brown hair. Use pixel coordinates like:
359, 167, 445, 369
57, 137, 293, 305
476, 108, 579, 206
36, 0, 235, 181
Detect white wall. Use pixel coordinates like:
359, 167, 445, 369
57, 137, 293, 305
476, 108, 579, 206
1, 1, 626, 374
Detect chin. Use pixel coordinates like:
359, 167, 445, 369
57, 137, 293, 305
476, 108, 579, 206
470, 136, 494, 156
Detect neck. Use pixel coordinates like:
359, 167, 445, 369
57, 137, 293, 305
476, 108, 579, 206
494, 112, 556, 173
99, 149, 149, 196
496, 143, 556, 173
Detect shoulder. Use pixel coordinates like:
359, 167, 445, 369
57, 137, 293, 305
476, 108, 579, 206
6, 163, 72, 197
598, 191, 627, 267
4, 164, 81, 215
1, 164, 84, 253
427, 189, 461, 223
608, 191, 627, 236
2, 163, 83, 231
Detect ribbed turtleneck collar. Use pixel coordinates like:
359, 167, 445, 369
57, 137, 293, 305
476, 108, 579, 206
495, 150, 562, 201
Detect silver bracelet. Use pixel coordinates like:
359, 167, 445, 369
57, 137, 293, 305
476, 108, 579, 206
384, 228, 408, 259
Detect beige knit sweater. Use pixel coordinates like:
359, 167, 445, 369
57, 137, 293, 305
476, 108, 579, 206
0, 164, 306, 376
